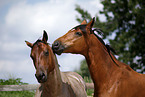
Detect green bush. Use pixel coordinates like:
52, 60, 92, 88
83, 77, 94, 96
0, 91, 35, 97
86, 89, 94, 96
0, 78, 35, 97
0, 78, 27, 85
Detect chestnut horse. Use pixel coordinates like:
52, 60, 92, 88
52, 18, 145, 97
25, 31, 87, 97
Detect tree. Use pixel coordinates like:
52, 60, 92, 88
75, 60, 92, 82
79, 60, 91, 79
75, 0, 145, 73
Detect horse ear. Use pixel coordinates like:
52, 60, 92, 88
25, 41, 33, 48
42, 30, 48, 43
87, 17, 95, 29
81, 19, 87, 25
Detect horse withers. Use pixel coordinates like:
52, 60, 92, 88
25, 31, 87, 97
52, 18, 145, 97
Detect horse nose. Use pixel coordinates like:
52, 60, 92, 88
35, 72, 46, 83
52, 41, 60, 50
52, 41, 64, 55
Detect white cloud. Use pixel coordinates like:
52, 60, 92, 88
0, 0, 104, 84
57, 54, 85, 71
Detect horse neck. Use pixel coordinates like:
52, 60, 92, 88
84, 35, 119, 90
42, 51, 63, 96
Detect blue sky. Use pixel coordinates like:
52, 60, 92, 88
0, 0, 105, 84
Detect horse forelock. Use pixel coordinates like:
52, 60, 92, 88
72, 24, 87, 34
32, 39, 49, 48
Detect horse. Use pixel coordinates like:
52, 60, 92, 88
52, 18, 145, 97
25, 31, 87, 97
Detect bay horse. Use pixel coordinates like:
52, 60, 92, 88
25, 31, 87, 97
52, 18, 145, 97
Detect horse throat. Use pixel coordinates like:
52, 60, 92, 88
42, 54, 63, 97
85, 35, 118, 93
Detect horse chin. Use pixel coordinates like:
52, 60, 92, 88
35, 71, 47, 83
37, 77, 47, 83
55, 49, 63, 55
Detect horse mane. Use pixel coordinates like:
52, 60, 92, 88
92, 28, 119, 66
73, 24, 118, 66
92, 29, 117, 54
73, 25, 117, 54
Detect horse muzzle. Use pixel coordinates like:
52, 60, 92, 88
52, 40, 65, 55
35, 72, 47, 83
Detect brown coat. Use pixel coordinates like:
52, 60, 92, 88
52, 18, 145, 97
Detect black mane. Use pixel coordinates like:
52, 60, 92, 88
92, 29, 118, 66
73, 24, 118, 66
72, 24, 116, 54
92, 30, 117, 54
74, 24, 117, 54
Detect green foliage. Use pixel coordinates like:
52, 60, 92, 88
0, 78, 35, 97
75, 5, 92, 23
79, 60, 91, 79
84, 77, 93, 96
0, 91, 35, 97
86, 89, 94, 96
75, 60, 93, 96
84, 77, 92, 83
0, 78, 27, 85
75, 0, 145, 73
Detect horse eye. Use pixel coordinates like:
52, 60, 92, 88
75, 32, 82, 36
44, 51, 49, 56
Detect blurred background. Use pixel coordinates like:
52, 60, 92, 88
0, 0, 104, 84
0, 0, 145, 92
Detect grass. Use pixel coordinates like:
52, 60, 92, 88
0, 91, 35, 97
0, 76, 94, 96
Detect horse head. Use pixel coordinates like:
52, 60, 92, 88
52, 18, 95, 56
26, 31, 55, 83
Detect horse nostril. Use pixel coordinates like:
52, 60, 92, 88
53, 41, 60, 49
52, 41, 64, 55
35, 72, 46, 81
41, 72, 45, 78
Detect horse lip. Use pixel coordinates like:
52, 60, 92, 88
52, 45, 64, 55
37, 76, 47, 83
35, 72, 47, 83
55, 49, 64, 55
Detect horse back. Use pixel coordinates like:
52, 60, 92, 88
61, 72, 87, 97
110, 69, 145, 97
